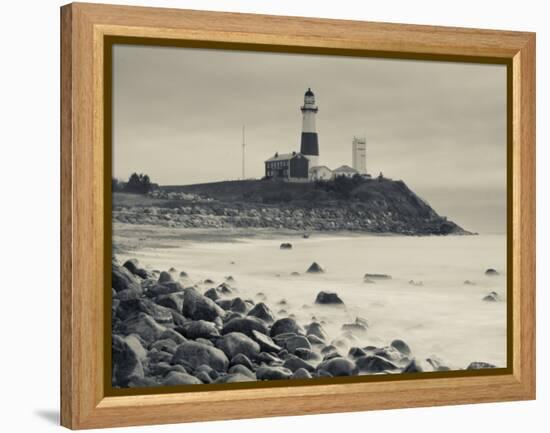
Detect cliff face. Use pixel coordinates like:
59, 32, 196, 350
113, 179, 470, 235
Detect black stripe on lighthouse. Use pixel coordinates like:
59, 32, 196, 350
300, 132, 319, 156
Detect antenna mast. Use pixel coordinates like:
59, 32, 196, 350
241, 125, 246, 180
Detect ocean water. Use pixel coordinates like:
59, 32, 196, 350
118, 232, 507, 370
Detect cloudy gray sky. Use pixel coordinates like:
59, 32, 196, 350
112, 45, 507, 234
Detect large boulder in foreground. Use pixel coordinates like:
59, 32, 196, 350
247, 302, 275, 323
182, 288, 225, 322
315, 291, 344, 305
112, 334, 144, 387
119, 312, 166, 344
162, 371, 202, 386
172, 340, 229, 372
270, 317, 304, 337
256, 366, 292, 381
123, 259, 149, 279
215, 332, 261, 360
112, 262, 142, 293
318, 358, 358, 376
306, 262, 324, 274
222, 317, 269, 338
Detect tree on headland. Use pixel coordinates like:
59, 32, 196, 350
123, 172, 153, 194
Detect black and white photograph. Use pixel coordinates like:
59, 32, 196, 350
110, 44, 507, 389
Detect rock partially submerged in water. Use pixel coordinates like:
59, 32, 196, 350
467, 361, 497, 370
315, 291, 344, 305
306, 262, 324, 274
485, 268, 499, 276
482, 291, 502, 302
280, 243, 292, 250
364, 273, 392, 280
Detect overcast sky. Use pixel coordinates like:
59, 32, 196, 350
112, 45, 507, 234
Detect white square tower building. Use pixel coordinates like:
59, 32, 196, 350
352, 136, 367, 174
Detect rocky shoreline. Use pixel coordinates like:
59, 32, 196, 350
112, 258, 497, 388
112, 203, 468, 236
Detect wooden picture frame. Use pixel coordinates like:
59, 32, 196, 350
60, 2, 536, 429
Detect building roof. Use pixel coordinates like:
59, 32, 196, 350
265, 152, 304, 162
333, 165, 358, 173
309, 165, 332, 172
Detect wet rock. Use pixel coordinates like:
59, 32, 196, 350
251, 330, 281, 353
403, 359, 424, 373
119, 313, 166, 344
230, 297, 250, 314
163, 371, 202, 386
195, 371, 213, 383
158, 271, 174, 283
214, 373, 256, 383
294, 348, 321, 362
364, 273, 392, 280
123, 259, 149, 279
485, 268, 499, 276
114, 288, 142, 301
348, 347, 367, 359
291, 272, 300, 276
228, 364, 256, 379
222, 316, 269, 338
150, 338, 178, 354
217, 283, 233, 295
482, 291, 502, 302
154, 293, 184, 312
306, 334, 325, 346
463, 280, 476, 285
292, 368, 312, 379
204, 278, 215, 285
179, 271, 189, 278
247, 302, 275, 323
315, 291, 344, 305
112, 262, 141, 293
390, 339, 412, 357
256, 352, 282, 364
230, 353, 254, 370
182, 288, 225, 322
426, 357, 451, 371
280, 243, 292, 250
305, 322, 328, 340
172, 340, 229, 372
124, 335, 147, 362
408, 280, 423, 286
225, 276, 235, 282
467, 361, 497, 370
283, 354, 316, 373
148, 362, 187, 377
147, 348, 173, 364
112, 334, 144, 387
118, 298, 173, 324
256, 366, 292, 380
178, 320, 220, 340
341, 322, 368, 334
147, 281, 184, 298
271, 317, 304, 337
355, 355, 399, 373
204, 288, 220, 301
306, 262, 324, 274
216, 299, 233, 311
318, 358, 358, 376
284, 335, 312, 353
216, 332, 261, 360
171, 311, 189, 328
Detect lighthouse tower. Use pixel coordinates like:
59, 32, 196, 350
300, 88, 319, 168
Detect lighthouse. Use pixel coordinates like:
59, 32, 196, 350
300, 88, 319, 168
